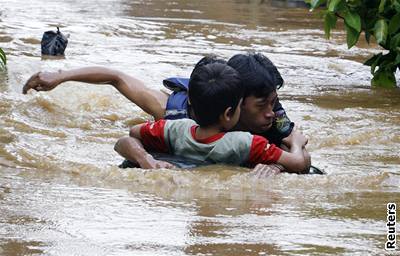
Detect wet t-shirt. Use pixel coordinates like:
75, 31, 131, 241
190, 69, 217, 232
140, 119, 283, 167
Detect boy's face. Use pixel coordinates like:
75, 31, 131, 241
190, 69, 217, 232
239, 90, 277, 134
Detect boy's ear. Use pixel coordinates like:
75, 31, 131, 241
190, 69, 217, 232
220, 107, 233, 122
240, 97, 246, 106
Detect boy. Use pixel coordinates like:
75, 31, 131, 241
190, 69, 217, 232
114, 62, 309, 173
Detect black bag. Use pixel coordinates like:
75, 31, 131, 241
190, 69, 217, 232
41, 27, 68, 56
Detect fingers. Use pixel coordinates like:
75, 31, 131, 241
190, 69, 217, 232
251, 164, 281, 178
251, 164, 264, 178
154, 160, 176, 169
22, 72, 40, 94
166, 163, 177, 169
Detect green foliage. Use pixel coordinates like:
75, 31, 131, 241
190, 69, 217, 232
307, 0, 400, 88
0, 47, 6, 70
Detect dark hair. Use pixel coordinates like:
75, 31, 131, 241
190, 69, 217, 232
227, 53, 283, 98
192, 55, 227, 71
189, 63, 243, 127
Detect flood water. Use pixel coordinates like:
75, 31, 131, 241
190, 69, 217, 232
1, 0, 399, 255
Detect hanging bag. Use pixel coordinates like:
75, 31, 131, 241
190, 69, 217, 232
41, 27, 68, 56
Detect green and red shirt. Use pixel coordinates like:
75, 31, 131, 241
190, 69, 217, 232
140, 119, 283, 167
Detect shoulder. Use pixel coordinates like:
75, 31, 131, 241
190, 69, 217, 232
164, 118, 196, 137
209, 131, 253, 165
165, 118, 196, 128
223, 131, 253, 142
220, 131, 254, 153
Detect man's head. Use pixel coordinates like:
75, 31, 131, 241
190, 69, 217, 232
193, 55, 227, 69
227, 53, 283, 134
188, 62, 244, 129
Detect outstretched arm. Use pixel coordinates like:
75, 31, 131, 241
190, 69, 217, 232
23, 67, 168, 119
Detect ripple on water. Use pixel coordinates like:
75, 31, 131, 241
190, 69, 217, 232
0, 0, 399, 255
16, 162, 394, 199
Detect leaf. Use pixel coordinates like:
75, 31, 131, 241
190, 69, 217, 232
324, 12, 337, 38
390, 33, 400, 50
394, 0, 400, 12
344, 10, 361, 32
379, 0, 386, 13
364, 15, 378, 31
328, 0, 342, 12
364, 53, 383, 74
371, 70, 397, 88
345, 23, 360, 48
395, 53, 400, 66
365, 30, 371, 44
0, 47, 6, 67
364, 52, 382, 66
346, 0, 362, 8
388, 12, 400, 35
374, 19, 388, 45
310, 0, 327, 10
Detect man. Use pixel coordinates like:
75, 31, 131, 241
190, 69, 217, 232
115, 62, 310, 173
23, 53, 312, 173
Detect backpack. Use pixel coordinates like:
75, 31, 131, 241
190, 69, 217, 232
163, 77, 190, 120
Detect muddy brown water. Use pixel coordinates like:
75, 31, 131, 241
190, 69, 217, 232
0, 0, 399, 255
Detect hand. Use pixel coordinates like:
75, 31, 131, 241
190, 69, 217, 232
140, 154, 176, 169
250, 164, 283, 178
23, 71, 63, 94
282, 129, 308, 148
152, 159, 176, 169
